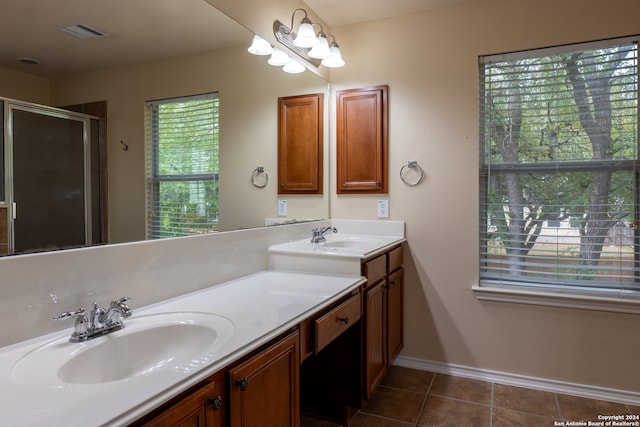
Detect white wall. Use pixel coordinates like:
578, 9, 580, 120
328, 0, 640, 393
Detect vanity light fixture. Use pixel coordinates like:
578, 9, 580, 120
289, 9, 318, 48
247, 8, 346, 72
321, 35, 345, 68
307, 27, 331, 60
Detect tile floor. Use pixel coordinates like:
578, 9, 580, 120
303, 366, 640, 427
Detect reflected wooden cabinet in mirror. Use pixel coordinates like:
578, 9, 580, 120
278, 93, 324, 194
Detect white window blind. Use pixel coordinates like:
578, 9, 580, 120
479, 37, 640, 296
145, 93, 219, 239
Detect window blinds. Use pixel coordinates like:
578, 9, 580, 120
145, 93, 219, 239
479, 38, 640, 295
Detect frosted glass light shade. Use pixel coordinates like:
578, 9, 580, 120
293, 22, 318, 48
283, 59, 305, 74
268, 48, 290, 66
321, 45, 345, 68
248, 35, 273, 55
308, 35, 331, 59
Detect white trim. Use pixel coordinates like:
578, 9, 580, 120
394, 356, 640, 406
472, 285, 640, 315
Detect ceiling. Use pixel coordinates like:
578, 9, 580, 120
0, 0, 472, 78
305, 0, 476, 27
0, 0, 249, 77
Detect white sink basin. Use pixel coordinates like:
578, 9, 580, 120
268, 234, 403, 275
11, 312, 234, 387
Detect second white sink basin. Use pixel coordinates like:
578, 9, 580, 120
11, 312, 234, 388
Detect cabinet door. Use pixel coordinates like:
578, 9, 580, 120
386, 268, 404, 365
336, 85, 388, 193
229, 331, 300, 427
135, 374, 225, 427
364, 280, 386, 399
277, 93, 323, 194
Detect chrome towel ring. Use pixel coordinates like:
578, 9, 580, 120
251, 166, 268, 188
400, 161, 424, 186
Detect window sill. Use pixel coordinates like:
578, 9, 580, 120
472, 285, 640, 315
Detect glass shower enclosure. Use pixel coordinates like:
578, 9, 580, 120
2, 99, 93, 254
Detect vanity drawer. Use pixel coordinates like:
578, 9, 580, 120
387, 245, 403, 272
314, 293, 361, 353
363, 254, 386, 286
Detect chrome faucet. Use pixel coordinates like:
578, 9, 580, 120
310, 226, 338, 243
54, 297, 132, 342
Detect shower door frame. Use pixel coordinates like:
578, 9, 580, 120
3, 99, 94, 254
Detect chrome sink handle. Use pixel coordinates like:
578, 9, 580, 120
54, 307, 89, 340
310, 226, 338, 243
100, 296, 133, 327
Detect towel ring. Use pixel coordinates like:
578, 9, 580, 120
400, 161, 424, 186
251, 166, 268, 188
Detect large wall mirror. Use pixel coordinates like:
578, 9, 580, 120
0, 0, 329, 255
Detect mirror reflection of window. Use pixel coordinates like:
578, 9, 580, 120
145, 93, 220, 238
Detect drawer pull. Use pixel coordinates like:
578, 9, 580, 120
235, 377, 249, 391
339, 316, 349, 324
209, 395, 223, 410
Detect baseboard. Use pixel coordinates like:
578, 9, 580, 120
394, 356, 640, 406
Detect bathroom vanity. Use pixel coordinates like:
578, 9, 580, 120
0, 220, 405, 426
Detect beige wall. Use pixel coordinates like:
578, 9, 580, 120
328, 0, 640, 392
0, 66, 50, 105
49, 44, 328, 241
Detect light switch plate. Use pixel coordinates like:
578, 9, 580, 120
377, 199, 389, 218
278, 200, 288, 216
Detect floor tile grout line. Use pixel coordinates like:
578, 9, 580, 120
413, 372, 437, 426
489, 381, 494, 427
554, 391, 564, 421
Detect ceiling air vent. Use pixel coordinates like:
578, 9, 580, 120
59, 23, 109, 39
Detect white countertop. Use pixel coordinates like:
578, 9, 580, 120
0, 271, 365, 426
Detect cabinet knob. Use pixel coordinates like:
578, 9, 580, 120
339, 316, 349, 324
208, 395, 223, 410
235, 377, 249, 391
375, 181, 381, 187
389, 280, 395, 287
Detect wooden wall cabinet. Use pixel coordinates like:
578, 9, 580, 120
278, 93, 323, 194
336, 85, 388, 194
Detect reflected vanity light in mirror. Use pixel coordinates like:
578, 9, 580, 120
283, 59, 306, 74
247, 34, 273, 55
268, 48, 291, 66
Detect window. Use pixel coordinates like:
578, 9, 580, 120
478, 37, 640, 306
145, 93, 219, 239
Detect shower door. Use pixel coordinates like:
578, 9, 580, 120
9, 105, 91, 254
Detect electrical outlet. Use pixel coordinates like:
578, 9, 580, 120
377, 199, 389, 218
278, 200, 288, 216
